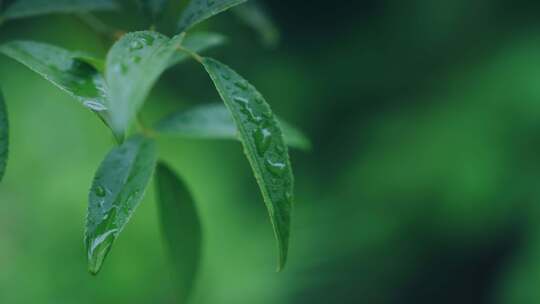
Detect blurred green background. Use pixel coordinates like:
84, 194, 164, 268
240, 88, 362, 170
3, 0, 540, 303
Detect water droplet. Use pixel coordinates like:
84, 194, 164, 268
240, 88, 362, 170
84, 101, 107, 112
221, 73, 231, 80
235, 81, 248, 91
254, 128, 272, 156
130, 40, 143, 50
234, 96, 248, 104
87, 228, 118, 275
234, 96, 262, 123
95, 186, 106, 197
266, 159, 286, 177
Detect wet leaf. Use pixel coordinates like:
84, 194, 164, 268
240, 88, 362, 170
72, 51, 105, 73
155, 162, 201, 303
168, 31, 226, 68
105, 31, 183, 141
156, 103, 311, 150
1, 0, 117, 20
0, 41, 110, 124
177, 0, 247, 33
0, 89, 8, 182
201, 57, 294, 270
85, 136, 157, 275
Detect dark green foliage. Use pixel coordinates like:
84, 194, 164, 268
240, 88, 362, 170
156, 162, 201, 303
0, 89, 7, 182
201, 57, 294, 270
1, 0, 116, 21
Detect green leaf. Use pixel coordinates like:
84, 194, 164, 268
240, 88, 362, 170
200, 57, 294, 270
233, 1, 279, 47
72, 51, 106, 73
168, 31, 226, 68
177, 0, 247, 33
156, 103, 311, 150
155, 162, 201, 303
1, 0, 117, 20
105, 31, 183, 141
0, 41, 110, 124
85, 136, 157, 275
0, 89, 8, 182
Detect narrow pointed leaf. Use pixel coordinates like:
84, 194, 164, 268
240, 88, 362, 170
233, 1, 279, 47
156, 103, 311, 150
177, 0, 247, 33
0, 41, 110, 123
168, 32, 226, 68
0, 89, 8, 182
155, 163, 201, 303
201, 57, 294, 270
105, 31, 183, 141
1, 0, 117, 20
86, 136, 157, 275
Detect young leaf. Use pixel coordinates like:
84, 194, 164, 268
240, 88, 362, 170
105, 31, 183, 142
200, 57, 294, 270
1, 0, 117, 20
155, 163, 201, 303
85, 136, 157, 275
233, 1, 279, 47
168, 31, 226, 68
0, 89, 8, 182
0, 41, 110, 123
177, 0, 247, 33
156, 103, 311, 150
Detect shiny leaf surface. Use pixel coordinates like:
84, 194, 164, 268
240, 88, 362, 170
0, 41, 110, 123
105, 31, 183, 141
156, 103, 311, 150
86, 136, 157, 275
201, 57, 294, 270
177, 0, 247, 33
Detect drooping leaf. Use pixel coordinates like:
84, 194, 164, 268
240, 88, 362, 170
168, 31, 226, 68
200, 57, 294, 270
177, 0, 247, 33
105, 31, 183, 142
233, 1, 279, 47
156, 103, 311, 150
0, 89, 8, 182
85, 136, 157, 275
155, 162, 201, 303
1, 0, 117, 21
0, 41, 110, 123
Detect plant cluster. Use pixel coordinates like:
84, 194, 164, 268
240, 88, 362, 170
0, 0, 309, 301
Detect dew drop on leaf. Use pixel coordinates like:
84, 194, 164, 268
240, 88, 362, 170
95, 185, 106, 197
265, 159, 286, 177
254, 128, 272, 156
